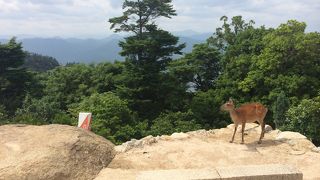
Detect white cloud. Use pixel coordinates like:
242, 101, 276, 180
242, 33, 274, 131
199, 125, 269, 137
0, 0, 319, 38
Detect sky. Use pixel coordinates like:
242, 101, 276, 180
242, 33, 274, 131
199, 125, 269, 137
0, 0, 319, 39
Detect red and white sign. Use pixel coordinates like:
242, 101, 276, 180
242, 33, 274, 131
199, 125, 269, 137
78, 112, 92, 130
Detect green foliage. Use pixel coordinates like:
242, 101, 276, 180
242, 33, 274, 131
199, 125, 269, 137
109, 0, 176, 34
23, 52, 59, 72
149, 111, 201, 136
44, 64, 96, 110
177, 43, 221, 91
2, 13, 320, 146
15, 95, 67, 124
208, 17, 271, 108
11, 113, 43, 125
239, 20, 320, 102
0, 104, 8, 124
207, 16, 255, 51
285, 95, 320, 144
92, 62, 125, 93
0, 38, 25, 73
51, 113, 74, 125
0, 38, 31, 114
69, 92, 147, 144
210, 17, 320, 125
272, 91, 290, 129
190, 89, 229, 129
110, 0, 185, 120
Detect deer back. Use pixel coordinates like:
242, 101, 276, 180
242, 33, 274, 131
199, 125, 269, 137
235, 103, 267, 123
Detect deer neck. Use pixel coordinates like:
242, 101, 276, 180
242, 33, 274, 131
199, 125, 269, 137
229, 108, 238, 120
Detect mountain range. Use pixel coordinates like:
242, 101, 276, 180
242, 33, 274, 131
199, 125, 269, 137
1, 31, 212, 64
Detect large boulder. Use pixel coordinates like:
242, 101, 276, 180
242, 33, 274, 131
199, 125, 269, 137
0, 124, 115, 180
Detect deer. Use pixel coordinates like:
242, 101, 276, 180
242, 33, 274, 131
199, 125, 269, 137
220, 98, 268, 144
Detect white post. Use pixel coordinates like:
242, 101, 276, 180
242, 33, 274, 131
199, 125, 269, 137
78, 112, 92, 130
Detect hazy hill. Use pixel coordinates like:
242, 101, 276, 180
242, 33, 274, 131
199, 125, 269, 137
1, 31, 211, 64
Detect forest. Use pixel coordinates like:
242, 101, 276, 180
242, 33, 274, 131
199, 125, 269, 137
0, 0, 319, 145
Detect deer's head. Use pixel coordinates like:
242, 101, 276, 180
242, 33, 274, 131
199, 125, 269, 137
220, 98, 235, 111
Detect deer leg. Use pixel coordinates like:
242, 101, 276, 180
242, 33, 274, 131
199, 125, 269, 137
258, 120, 265, 144
230, 124, 238, 143
241, 122, 246, 144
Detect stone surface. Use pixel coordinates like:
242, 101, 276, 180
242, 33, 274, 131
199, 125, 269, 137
187, 129, 215, 137
312, 147, 320, 153
115, 139, 141, 153
138, 169, 220, 180
115, 136, 159, 153
106, 124, 320, 180
95, 165, 302, 180
0, 124, 115, 180
170, 132, 190, 140
94, 168, 138, 180
141, 135, 157, 146
217, 164, 302, 180
276, 131, 307, 142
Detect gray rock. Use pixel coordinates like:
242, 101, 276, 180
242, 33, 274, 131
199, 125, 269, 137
141, 135, 157, 146
312, 147, 320, 153
265, 125, 273, 132
276, 131, 307, 142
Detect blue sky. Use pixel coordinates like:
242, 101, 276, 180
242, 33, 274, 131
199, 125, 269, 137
1, 0, 319, 38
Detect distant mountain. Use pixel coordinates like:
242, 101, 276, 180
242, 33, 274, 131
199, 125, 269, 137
1, 31, 212, 64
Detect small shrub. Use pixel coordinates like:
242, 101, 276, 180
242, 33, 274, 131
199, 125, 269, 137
272, 91, 290, 129
285, 96, 320, 145
149, 111, 201, 136
69, 92, 146, 144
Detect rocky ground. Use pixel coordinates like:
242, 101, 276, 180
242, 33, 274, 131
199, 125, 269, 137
96, 123, 320, 180
1, 123, 319, 180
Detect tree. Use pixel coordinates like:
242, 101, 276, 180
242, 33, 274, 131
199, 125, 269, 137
0, 38, 31, 114
285, 95, 320, 145
0, 104, 8, 124
44, 64, 95, 110
15, 95, 66, 125
109, 0, 176, 36
207, 16, 255, 52
190, 89, 229, 129
209, 18, 320, 125
149, 111, 201, 136
207, 16, 271, 104
272, 91, 290, 129
178, 43, 221, 91
69, 92, 147, 144
109, 0, 185, 120
92, 62, 125, 94
239, 20, 320, 104
23, 52, 60, 72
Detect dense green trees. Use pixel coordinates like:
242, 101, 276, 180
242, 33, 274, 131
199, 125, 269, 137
285, 95, 320, 144
1, 8, 319, 145
109, 0, 185, 120
272, 91, 290, 129
175, 43, 221, 92
69, 92, 146, 144
149, 111, 201, 136
0, 38, 32, 115
239, 20, 320, 104
23, 53, 59, 72
44, 64, 96, 110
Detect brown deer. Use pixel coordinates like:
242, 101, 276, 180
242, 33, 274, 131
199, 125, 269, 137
220, 98, 268, 144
